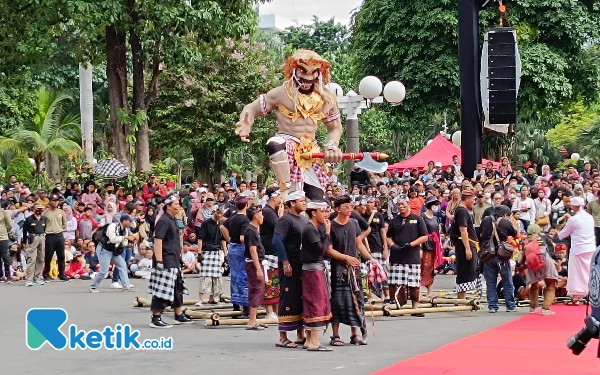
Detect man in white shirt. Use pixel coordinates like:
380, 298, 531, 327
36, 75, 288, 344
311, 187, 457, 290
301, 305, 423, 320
559, 197, 597, 303
512, 185, 536, 231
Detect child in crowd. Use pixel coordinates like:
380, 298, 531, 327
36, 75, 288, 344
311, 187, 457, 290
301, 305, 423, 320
66, 252, 89, 279
181, 244, 198, 274
9, 243, 26, 281
133, 249, 153, 279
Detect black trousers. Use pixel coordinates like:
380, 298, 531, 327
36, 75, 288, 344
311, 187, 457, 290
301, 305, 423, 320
151, 271, 184, 313
44, 233, 65, 278
0, 240, 10, 279
595, 227, 600, 248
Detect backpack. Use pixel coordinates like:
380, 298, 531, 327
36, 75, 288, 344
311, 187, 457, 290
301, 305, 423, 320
524, 234, 546, 272
92, 223, 110, 245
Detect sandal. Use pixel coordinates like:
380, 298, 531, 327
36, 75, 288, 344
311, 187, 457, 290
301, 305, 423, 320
245, 324, 265, 331
275, 339, 297, 348
259, 323, 269, 328
307, 344, 333, 352
294, 338, 306, 345
349, 334, 367, 346
329, 336, 344, 347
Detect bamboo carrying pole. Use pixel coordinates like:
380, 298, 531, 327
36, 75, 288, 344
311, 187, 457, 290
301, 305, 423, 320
133, 297, 232, 309
205, 317, 278, 328
387, 305, 475, 317
185, 309, 266, 320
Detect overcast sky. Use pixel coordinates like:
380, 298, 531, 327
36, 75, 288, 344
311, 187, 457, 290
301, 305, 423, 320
259, 0, 363, 26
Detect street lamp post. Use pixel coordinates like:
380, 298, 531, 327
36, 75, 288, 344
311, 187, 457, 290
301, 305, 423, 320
327, 77, 406, 185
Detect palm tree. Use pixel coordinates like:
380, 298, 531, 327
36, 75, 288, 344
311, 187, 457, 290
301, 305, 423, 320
577, 118, 600, 165
515, 122, 561, 167
164, 149, 193, 188
0, 87, 82, 176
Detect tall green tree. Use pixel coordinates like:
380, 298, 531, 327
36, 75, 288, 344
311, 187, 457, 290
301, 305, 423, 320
0, 87, 81, 175
576, 117, 600, 165
2, 1, 270, 173
151, 36, 280, 184
351, 0, 600, 150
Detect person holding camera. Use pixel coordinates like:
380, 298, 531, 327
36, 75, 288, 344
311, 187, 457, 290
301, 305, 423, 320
88, 214, 135, 292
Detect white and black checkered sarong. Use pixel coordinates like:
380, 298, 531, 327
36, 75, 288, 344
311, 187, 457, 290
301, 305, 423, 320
198, 251, 222, 278
388, 264, 421, 287
148, 268, 189, 302
264, 254, 278, 270
456, 278, 480, 293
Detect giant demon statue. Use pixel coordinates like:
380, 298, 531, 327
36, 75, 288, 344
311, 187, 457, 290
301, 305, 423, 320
235, 49, 343, 200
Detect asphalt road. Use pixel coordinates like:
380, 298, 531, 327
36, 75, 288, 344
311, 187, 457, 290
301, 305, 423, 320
3, 275, 522, 375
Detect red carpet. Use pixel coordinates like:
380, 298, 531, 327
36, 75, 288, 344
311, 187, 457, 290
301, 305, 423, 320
374, 305, 599, 375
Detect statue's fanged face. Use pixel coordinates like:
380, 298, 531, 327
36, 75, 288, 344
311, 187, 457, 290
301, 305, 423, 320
294, 64, 320, 94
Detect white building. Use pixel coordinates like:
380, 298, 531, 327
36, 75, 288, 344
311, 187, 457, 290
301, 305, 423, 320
259, 14, 297, 33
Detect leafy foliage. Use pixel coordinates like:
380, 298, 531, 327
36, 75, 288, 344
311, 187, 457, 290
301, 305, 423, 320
546, 101, 600, 151
151, 36, 279, 183
0, 87, 82, 174
351, 0, 600, 148
576, 117, 600, 165
514, 123, 561, 167
5, 155, 34, 185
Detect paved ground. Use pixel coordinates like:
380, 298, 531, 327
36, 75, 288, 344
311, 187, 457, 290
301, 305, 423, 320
3, 275, 522, 375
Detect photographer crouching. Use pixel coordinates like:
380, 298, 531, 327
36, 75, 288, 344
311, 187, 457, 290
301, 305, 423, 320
567, 245, 600, 358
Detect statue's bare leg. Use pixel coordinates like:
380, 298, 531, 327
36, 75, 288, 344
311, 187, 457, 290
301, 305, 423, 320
266, 136, 293, 195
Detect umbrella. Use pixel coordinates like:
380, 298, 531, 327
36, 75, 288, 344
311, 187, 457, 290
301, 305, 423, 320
93, 158, 130, 178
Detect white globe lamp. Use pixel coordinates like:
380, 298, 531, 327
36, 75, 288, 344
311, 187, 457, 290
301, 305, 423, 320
571, 153, 580, 161
359, 76, 383, 100
326, 82, 344, 97
383, 81, 406, 104
427, 140, 434, 146
452, 131, 462, 147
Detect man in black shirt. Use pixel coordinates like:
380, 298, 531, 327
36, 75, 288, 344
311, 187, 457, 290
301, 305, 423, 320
260, 187, 282, 319
148, 193, 193, 328
302, 200, 333, 351
480, 205, 519, 312
386, 195, 428, 315
326, 195, 372, 346
273, 190, 306, 348
363, 196, 389, 302
221, 196, 250, 316
452, 188, 480, 300
23, 203, 46, 286
196, 205, 226, 306
244, 205, 267, 330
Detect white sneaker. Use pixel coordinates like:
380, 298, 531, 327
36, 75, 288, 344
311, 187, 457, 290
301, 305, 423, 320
89, 287, 99, 293
25, 281, 34, 287
542, 309, 555, 316
35, 279, 45, 285
507, 307, 520, 313
266, 312, 278, 319
194, 301, 204, 307
110, 282, 123, 289
122, 286, 136, 292
529, 307, 540, 314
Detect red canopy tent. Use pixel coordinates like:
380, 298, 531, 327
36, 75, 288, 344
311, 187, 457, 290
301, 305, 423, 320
386, 134, 500, 172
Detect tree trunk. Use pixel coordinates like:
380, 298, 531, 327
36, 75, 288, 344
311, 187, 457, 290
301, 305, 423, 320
213, 150, 225, 185
177, 167, 182, 189
192, 148, 211, 185
129, 20, 150, 173
79, 63, 94, 164
45, 153, 61, 183
106, 25, 131, 168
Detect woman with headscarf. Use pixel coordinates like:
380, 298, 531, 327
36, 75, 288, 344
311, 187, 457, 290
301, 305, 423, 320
445, 188, 461, 232
145, 205, 157, 239
540, 165, 552, 181
104, 202, 117, 225
520, 224, 559, 315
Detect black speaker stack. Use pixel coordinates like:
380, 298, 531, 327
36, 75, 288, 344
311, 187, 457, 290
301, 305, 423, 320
486, 27, 518, 125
